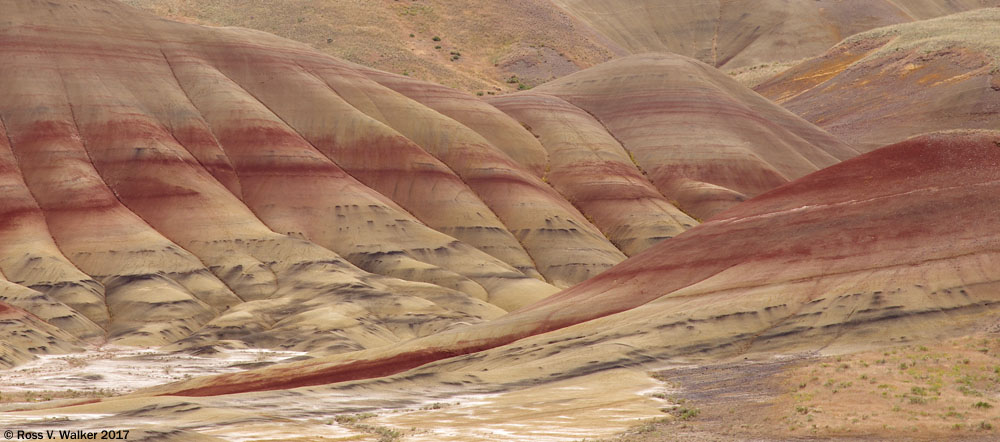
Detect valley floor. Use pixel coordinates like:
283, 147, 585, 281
612, 334, 1000, 441
2, 334, 999, 440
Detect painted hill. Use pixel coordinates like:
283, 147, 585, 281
551, 0, 1000, 70
0, 0, 850, 367
757, 8, 1000, 151
145, 130, 1000, 406
120, 0, 627, 93
121, 1, 1000, 93
8, 130, 996, 441
492, 54, 857, 220
3, 1, 1000, 440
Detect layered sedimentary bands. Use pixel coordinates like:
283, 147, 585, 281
757, 8, 1000, 151
4, 1, 1000, 440
494, 54, 859, 221
0, 0, 856, 368
151, 130, 1000, 397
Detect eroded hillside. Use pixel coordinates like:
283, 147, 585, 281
31, 130, 992, 441
121, 0, 1000, 93
757, 7, 1000, 151
3, 1, 1000, 441
0, 0, 852, 367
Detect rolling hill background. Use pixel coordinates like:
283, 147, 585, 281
1, 1, 999, 441
121, 0, 1000, 92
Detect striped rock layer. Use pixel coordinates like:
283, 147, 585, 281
151, 130, 1000, 397
0, 0, 851, 366
496, 54, 858, 221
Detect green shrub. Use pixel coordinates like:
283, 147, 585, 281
677, 407, 700, 420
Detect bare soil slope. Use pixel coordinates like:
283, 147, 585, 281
0, 0, 846, 366
550, 0, 1000, 71
757, 8, 1000, 151
3, 2, 1000, 439
146, 130, 1000, 402
494, 54, 857, 221
120, 0, 627, 93
121, 0, 1000, 93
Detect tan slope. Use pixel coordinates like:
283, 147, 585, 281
886, 0, 1000, 19
279, 59, 628, 288
550, 0, 1000, 71
120, 0, 1000, 94
362, 53, 849, 253
487, 92, 698, 256
0, 0, 560, 360
145, 130, 1000, 399
0, 118, 110, 337
520, 53, 858, 220
120, 0, 625, 93
757, 8, 1000, 151
0, 297, 82, 368
0, 0, 830, 363
349, 65, 552, 177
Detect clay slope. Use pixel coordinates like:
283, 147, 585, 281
0, 0, 848, 366
0, 297, 82, 368
149, 130, 1000, 398
494, 53, 858, 221
123, 1, 1000, 92
121, 0, 626, 92
550, 0, 1000, 71
757, 8, 1000, 151
0, 0, 600, 365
